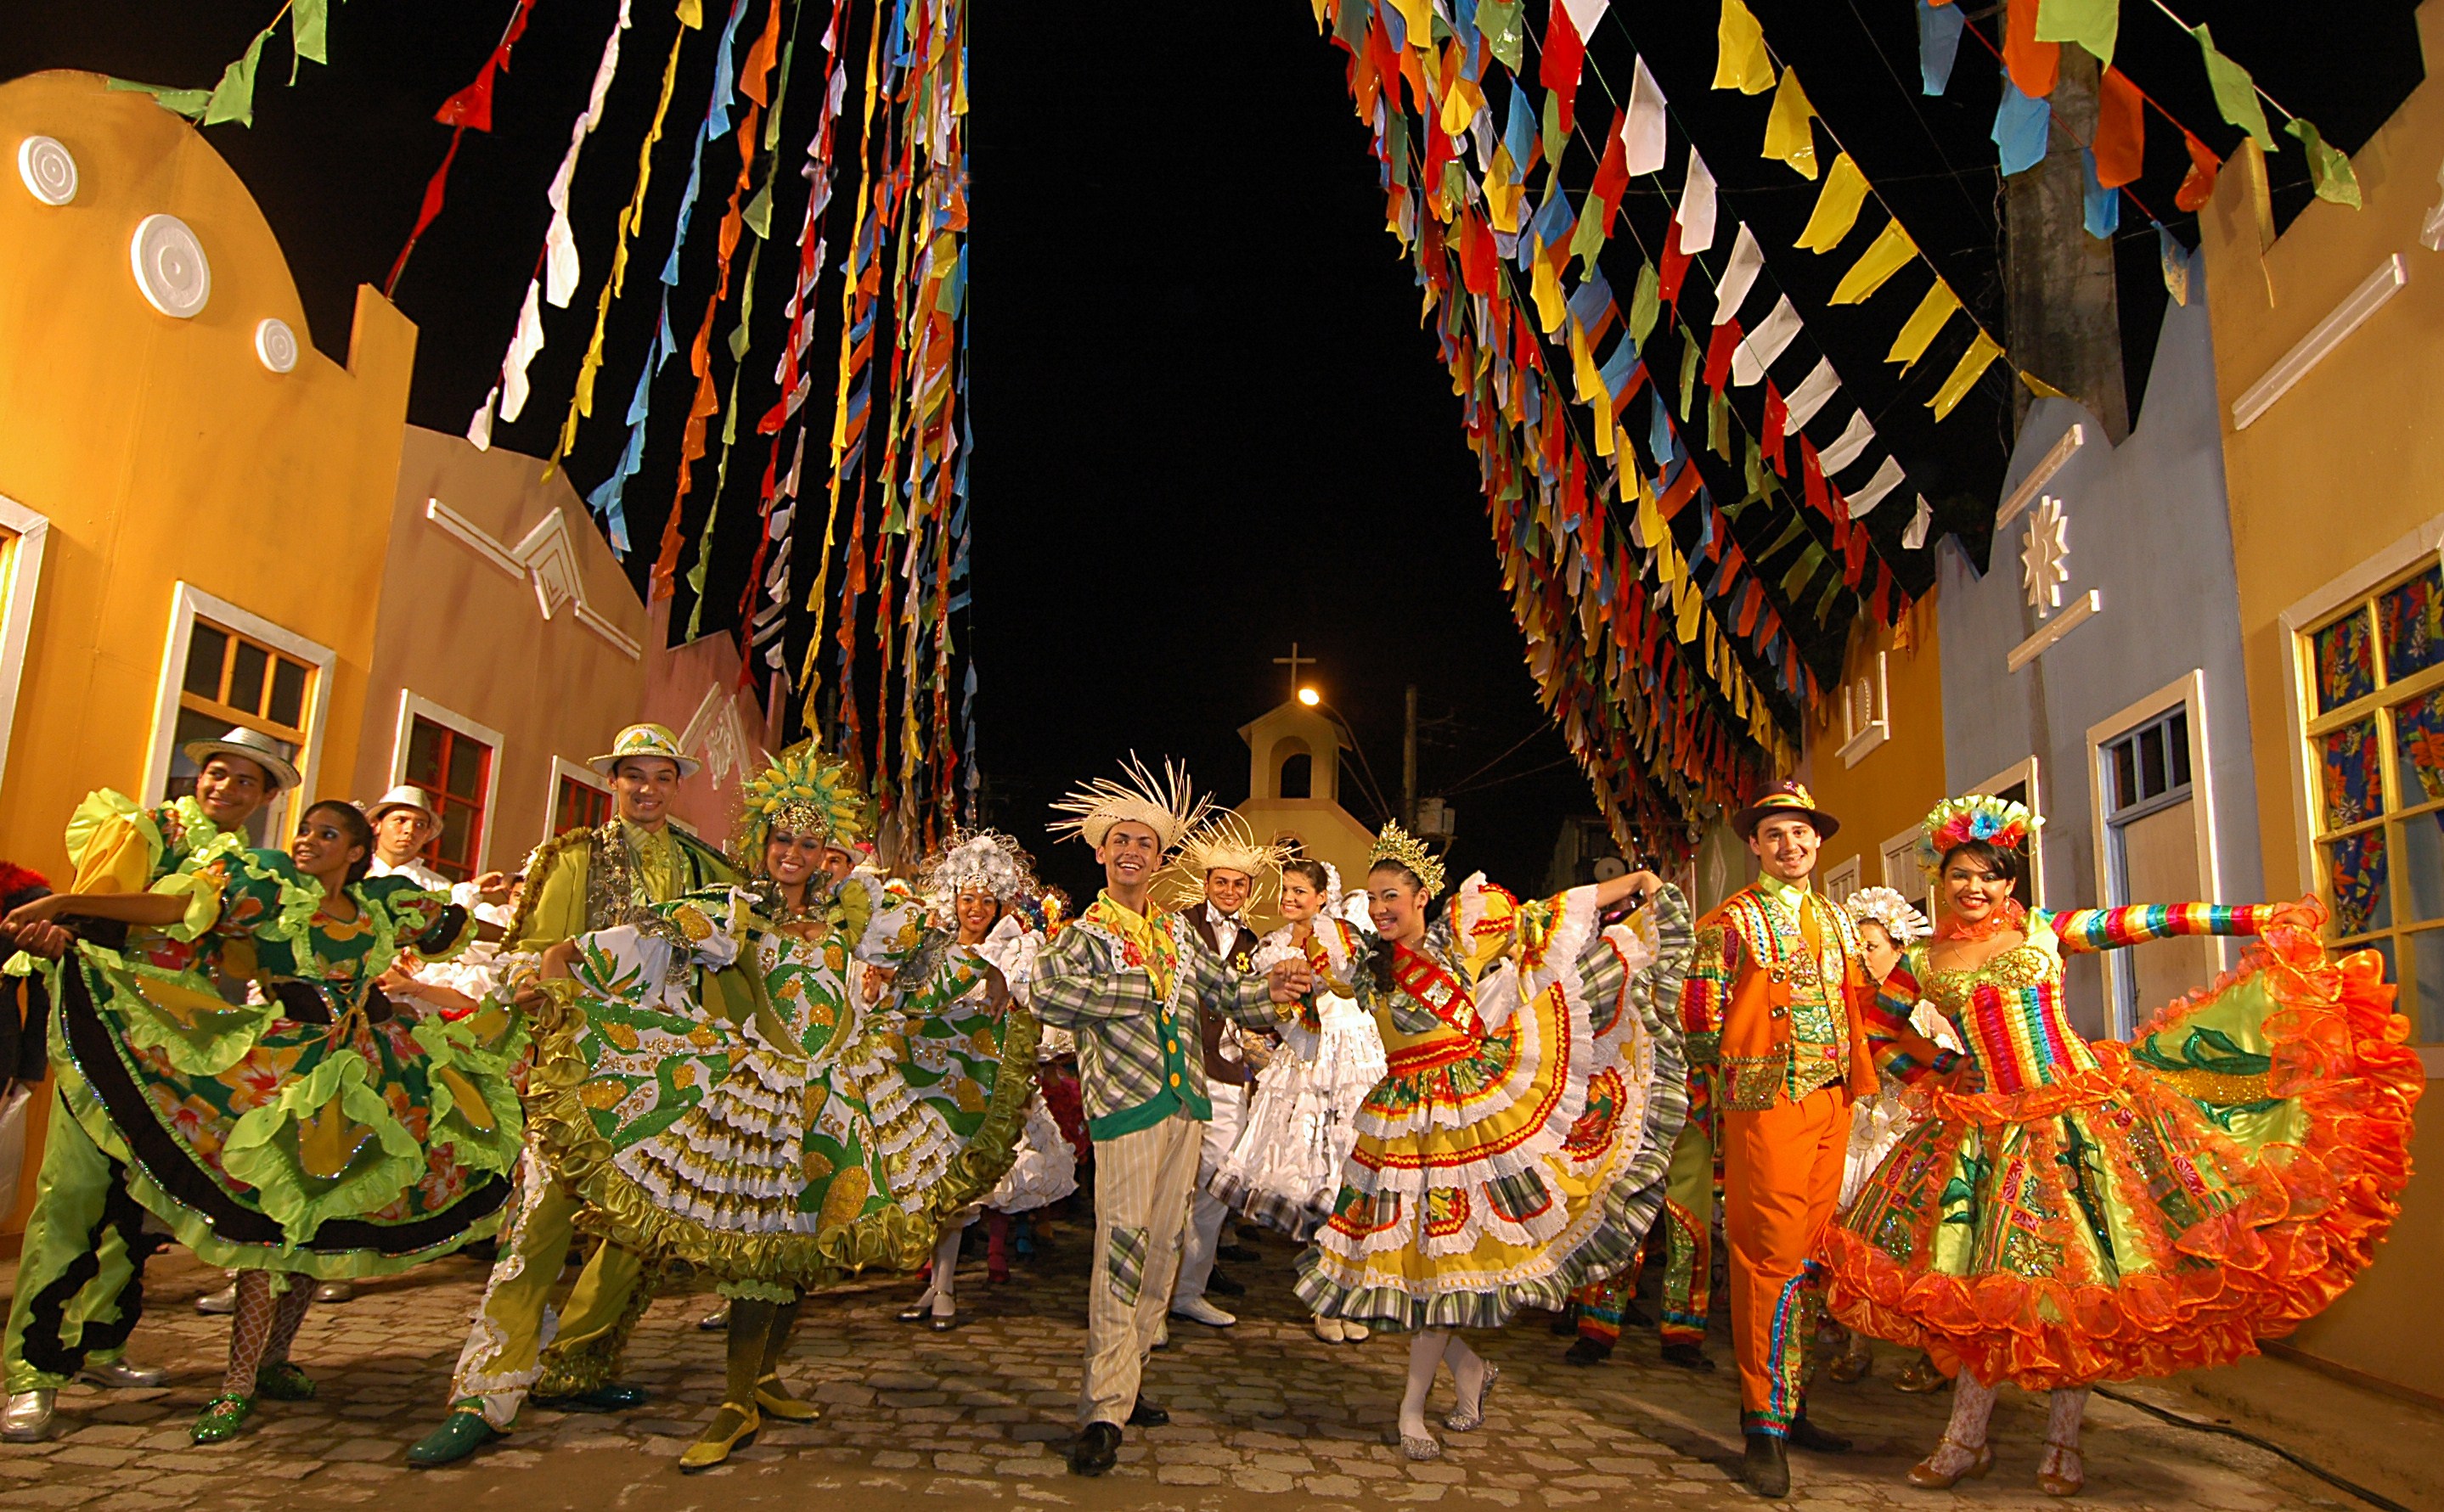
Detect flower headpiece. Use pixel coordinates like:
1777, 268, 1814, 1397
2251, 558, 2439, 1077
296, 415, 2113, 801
1913, 794, 2036, 877
1048, 754, 1208, 852
921, 829, 1039, 919
733, 740, 872, 864
1843, 886, 1930, 945
1367, 820, 1448, 900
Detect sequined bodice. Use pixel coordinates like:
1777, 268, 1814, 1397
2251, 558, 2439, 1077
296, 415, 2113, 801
1912, 934, 2100, 1094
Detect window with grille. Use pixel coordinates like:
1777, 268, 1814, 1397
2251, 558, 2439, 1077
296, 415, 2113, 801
171, 618, 314, 845
555, 773, 611, 836
403, 716, 493, 883
2302, 558, 2444, 1042
2103, 709, 2193, 823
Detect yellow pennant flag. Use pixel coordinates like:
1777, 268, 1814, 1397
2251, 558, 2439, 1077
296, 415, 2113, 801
1531, 252, 1568, 334
1385, 0, 1433, 48
1929, 331, 2003, 419
1715, 0, 1774, 94
1762, 66, 1819, 179
2019, 368, 2069, 399
1796, 153, 1869, 251
1888, 278, 1962, 371
1830, 218, 1917, 304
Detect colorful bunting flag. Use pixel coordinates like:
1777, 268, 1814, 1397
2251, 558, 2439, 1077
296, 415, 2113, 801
1761, 65, 1819, 178
1796, 153, 1869, 250
2193, 25, 2275, 153
1713, 0, 1774, 95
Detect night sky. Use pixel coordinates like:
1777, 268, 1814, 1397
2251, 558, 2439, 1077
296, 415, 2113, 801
3, 3, 2423, 904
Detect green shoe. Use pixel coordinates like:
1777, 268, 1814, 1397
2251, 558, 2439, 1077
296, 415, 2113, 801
257, 1362, 318, 1402
406, 1409, 504, 1468
191, 1393, 255, 1445
532, 1382, 650, 1412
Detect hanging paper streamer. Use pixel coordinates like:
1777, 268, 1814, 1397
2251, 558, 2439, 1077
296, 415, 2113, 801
386, 0, 540, 297
108, 0, 330, 127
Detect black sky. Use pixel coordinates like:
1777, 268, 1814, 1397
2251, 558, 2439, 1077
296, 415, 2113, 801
3, 2, 2423, 904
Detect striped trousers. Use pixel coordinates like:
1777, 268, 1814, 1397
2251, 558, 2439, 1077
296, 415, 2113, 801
1078, 1112, 1203, 1428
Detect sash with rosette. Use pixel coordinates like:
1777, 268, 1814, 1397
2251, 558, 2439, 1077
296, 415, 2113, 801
1383, 943, 1486, 1076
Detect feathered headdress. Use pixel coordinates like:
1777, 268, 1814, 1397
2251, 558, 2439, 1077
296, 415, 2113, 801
1843, 885, 1930, 945
1048, 754, 1208, 852
733, 740, 873, 863
1367, 819, 1448, 900
921, 829, 1039, 919
1914, 794, 2036, 877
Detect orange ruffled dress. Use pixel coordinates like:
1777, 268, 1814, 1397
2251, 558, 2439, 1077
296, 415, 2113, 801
1818, 901, 2419, 1391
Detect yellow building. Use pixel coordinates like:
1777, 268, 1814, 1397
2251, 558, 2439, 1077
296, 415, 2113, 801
1232, 697, 1377, 926
2199, 0, 2444, 1399
1797, 593, 1948, 921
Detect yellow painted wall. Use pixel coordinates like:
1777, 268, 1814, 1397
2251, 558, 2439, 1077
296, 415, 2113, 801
2198, 2, 2444, 1397
1798, 591, 1947, 907
0, 71, 417, 1238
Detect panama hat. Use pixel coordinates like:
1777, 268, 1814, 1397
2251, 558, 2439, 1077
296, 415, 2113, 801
182, 727, 301, 793
1732, 778, 1840, 840
588, 722, 701, 779
369, 784, 440, 822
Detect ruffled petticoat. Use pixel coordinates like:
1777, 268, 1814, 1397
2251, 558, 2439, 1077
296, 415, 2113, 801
1820, 922, 2421, 1390
982, 1092, 1078, 1213
1210, 992, 1386, 1239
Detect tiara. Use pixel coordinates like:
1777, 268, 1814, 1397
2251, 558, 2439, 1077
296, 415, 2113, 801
1914, 794, 2035, 877
1368, 820, 1448, 900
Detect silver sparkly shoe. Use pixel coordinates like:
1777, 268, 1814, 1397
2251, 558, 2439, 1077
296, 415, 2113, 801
78, 1359, 167, 1388
2, 1389, 56, 1443
194, 1283, 236, 1316
1443, 1364, 1500, 1432
1399, 1429, 1443, 1461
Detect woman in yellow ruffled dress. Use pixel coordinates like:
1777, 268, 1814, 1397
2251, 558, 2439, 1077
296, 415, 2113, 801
1294, 823, 1691, 1460
7, 800, 515, 1444
526, 745, 1038, 1470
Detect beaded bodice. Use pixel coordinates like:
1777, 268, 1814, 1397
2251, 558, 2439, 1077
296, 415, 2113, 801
1906, 930, 2098, 1094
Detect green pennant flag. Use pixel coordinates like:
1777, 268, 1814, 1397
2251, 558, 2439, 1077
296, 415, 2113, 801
106, 78, 212, 118
2193, 25, 2274, 152
1541, 89, 1567, 173
1709, 385, 1732, 458
1629, 261, 1660, 347
291, 0, 329, 70
1764, 514, 1808, 559
202, 28, 271, 127
1478, 0, 1525, 72
2034, 0, 2115, 67
1780, 546, 1822, 603
1567, 200, 1607, 267
2285, 118, 2362, 208
1678, 324, 1701, 421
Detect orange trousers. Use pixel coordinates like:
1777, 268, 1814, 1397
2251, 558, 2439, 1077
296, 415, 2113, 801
1720, 1083, 1850, 1436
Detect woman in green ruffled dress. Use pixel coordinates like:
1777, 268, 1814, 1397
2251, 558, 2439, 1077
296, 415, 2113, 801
7, 800, 523, 1443
526, 743, 1039, 1471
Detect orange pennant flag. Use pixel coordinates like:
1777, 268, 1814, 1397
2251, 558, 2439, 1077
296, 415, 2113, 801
2175, 130, 2222, 211
2094, 67, 2143, 188
2003, 0, 2058, 99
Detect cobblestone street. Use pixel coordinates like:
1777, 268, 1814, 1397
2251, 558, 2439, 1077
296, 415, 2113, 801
0, 1223, 2401, 1510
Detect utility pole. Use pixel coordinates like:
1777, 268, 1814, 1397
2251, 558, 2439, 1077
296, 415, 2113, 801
1401, 684, 1418, 829
2002, 3, 2127, 441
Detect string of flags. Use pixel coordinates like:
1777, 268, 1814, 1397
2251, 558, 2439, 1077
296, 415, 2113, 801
106, 0, 333, 126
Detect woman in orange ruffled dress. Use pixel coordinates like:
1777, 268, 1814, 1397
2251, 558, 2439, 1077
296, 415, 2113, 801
1817, 795, 2420, 1498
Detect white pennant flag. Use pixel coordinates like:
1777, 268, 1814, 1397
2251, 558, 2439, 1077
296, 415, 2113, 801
1782, 357, 1839, 433
1562, 0, 1611, 39
1713, 224, 1765, 325
1732, 295, 1800, 386
1624, 56, 1668, 175
1818, 409, 1878, 475
498, 278, 549, 424
1903, 494, 1934, 549
1846, 456, 1907, 516
466, 386, 498, 452
1677, 147, 1718, 255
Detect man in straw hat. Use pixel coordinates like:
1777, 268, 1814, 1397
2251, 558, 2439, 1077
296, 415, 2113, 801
1677, 780, 1887, 1498
409, 723, 737, 1468
1032, 758, 1312, 1477
4, 728, 296, 1442
1163, 812, 1287, 1330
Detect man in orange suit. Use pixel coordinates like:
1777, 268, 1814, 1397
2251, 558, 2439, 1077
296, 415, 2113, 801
1678, 781, 1946, 1498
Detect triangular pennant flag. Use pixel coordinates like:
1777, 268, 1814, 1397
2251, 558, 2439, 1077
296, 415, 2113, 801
2020, 368, 2070, 399
1994, 82, 2052, 176
1732, 295, 1799, 386
2285, 118, 2363, 208
1929, 330, 2003, 418
1831, 218, 1917, 303
1714, 223, 1765, 324
2081, 149, 2120, 239
1903, 494, 1934, 549
1677, 147, 1720, 253
2175, 130, 2222, 211
1782, 355, 1839, 430
1762, 65, 1820, 178
2035, 0, 2116, 67
1846, 456, 1906, 516
1624, 55, 1669, 175
2155, 221, 2193, 306
1887, 278, 1960, 369
2094, 67, 2144, 188
1797, 153, 1870, 251
1817, 408, 1876, 474
2003, 0, 2060, 98
2194, 25, 2275, 152
1715, 0, 1775, 94
1540, 0, 1590, 137
1630, 259, 1662, 345
1917, 0, 1964, 95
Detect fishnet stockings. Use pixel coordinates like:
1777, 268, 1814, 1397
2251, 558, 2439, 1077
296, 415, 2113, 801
222, 1273, 312, 1397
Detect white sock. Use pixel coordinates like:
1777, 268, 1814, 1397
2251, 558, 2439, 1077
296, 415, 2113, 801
1399, 1329, 1447, 1442
1444, 1332, 1485, 1405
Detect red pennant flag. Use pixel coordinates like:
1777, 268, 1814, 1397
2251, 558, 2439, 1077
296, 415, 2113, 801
2176, 131, 2222, 212
2095, 69, 2144, 188
1540, 0, 1587, 138
1658, 458, 1704, 519
1461, 210, 1497, 296
1843, 517, 1867, 587
1659, 238, 1692, 306
1800, 438, 1829, 519
1760, 381, 1788, 475
1703, 319, 1742, 391
1589, 111, 1631, 232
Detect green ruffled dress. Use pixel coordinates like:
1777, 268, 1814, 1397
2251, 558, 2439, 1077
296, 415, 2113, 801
42, 848, 526, 1279
525, 877, 1039, 1299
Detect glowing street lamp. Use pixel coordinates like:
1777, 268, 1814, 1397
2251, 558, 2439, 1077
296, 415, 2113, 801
1297, 686, 1321, 707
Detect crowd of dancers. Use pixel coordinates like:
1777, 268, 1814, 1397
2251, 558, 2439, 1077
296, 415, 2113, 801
0, 725, 2422, 1498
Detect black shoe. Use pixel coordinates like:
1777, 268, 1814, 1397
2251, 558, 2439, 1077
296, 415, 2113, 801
1742, 1432, 1789, 1498
1067, 1421, 1122, 1476
1563, 1338, 1612, 1367
1217, 1244, 1259, 1263
1125, 1397, 1169, 1428
1205, 1270, 1246, 1298
1787, 1414, 1851, 1454
531, 1383, 650, 1413
1659, 1342, 1716, 1372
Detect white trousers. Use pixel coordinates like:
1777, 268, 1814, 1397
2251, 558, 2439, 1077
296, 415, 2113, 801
1078, 1112, 1204, 1427
1172, 1084, 1244, 1307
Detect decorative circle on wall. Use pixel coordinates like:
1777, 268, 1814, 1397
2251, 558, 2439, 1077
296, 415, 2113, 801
17, 136, 77, 205
254, 317, 299, 374
129, 213, 211, 318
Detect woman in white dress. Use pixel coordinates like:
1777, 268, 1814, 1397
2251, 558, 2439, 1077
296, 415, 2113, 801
1212, 858, 1388, 1343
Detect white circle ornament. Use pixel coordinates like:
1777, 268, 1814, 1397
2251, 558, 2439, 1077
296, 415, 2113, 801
130, 213, 211, 318
253, 318, 298, 374
16, 136, 76, 205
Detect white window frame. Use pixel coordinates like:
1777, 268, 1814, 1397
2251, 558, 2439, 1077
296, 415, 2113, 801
1878, 821, 1930, 920
1973, 756, 2046, 908
2086, 671, 2222, 1036
144, 583, 335, 842
1822, 854, 1862, 902
1835, 650, 1890, 767
391, 690, 505, 876
0, 493, 53, 797
546, 756, 611, 849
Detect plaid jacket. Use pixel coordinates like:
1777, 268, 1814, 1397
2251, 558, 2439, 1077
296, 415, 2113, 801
1028, 891, 1282, 1140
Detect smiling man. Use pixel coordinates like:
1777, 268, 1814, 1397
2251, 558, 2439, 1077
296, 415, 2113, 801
1677, 780, 1884, 1499
3, 728, 296, 1442
1031, 760, 1310, 1478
